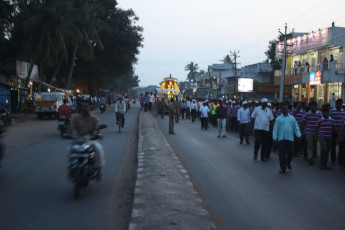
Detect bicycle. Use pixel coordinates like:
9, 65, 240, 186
118, 112, 124, 133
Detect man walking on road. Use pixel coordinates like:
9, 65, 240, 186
301, 101, 322, 165
237, 101, 251, 144
273, 103, 301, 174
191, 99, 198, 122
216, 99, 227, 137
168, 98, 176, 134
251, 98, 274, 161
158, 97, 165, 119
200, 101, 209, 130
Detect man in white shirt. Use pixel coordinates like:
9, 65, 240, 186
251, 98, 274, 161
148, 92, 155, 111
186, 99, 191, 119
237, 101, 251, 144
115, 97, 127, 127
190, 99, 198, 122
200, 101, 210, 130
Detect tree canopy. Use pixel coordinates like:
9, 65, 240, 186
185, 61, 199, 83
0, 0, 144, 95
265, 39, 281, 70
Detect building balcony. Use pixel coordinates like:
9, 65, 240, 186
274, 62, 345, 77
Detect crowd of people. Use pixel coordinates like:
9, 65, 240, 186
143, 93, 345, 174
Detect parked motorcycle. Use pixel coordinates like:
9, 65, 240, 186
67, 124, 107, 199
0, 125, 5, 168
58, 116, 71, 137
99, 103, 106, 113
1, 108, 11, 126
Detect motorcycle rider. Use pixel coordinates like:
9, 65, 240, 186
0, 125, 4, 167
70, 100, 105, 181
99, 96, 106, 111
115, 96, 127, 127
58, 99, 73, 120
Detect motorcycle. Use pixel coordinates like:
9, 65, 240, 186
58, 115, 71, 137
1, 109, 11, 127
0, 125, 4, 168
67, 124, 107, 199
99, 103, 106, 113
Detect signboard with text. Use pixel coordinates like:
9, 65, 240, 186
238, 78, 253, 93
309, 71, 321, 85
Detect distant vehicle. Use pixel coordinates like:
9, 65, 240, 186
195, 87, 217, 101
158, 76, 180, 100
80, 94, 91, 101
35, 92, 71, 119
183, 88, 194, 99
157, 76, 180, 113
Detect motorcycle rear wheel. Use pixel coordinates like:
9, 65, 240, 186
74, 168, 83, 199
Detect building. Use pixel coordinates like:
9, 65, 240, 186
275, 23, 345, 106
207, 63, 238, 98
238, 63, 278, 100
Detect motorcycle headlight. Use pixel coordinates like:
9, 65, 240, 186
72, 143, 90, 153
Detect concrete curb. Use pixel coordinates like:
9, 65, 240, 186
129, 111, 216, 230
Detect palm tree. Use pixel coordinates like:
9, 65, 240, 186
185, 62, 199, 83
14, 0, 70, 88
65, 0, 108, 89
221, 54, 233, 64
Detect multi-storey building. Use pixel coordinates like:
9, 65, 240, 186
275, 23, 345, 106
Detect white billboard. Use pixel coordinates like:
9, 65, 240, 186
238, 78, 253, 93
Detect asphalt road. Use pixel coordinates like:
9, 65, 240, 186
0, 104, 140, 230
157, 115, 345, 230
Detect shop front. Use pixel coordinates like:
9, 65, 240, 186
301, 70, 343, 107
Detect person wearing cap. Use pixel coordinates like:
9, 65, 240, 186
190, 99, 198, 122
237, 101, 251, 144
186, 98, 191, 119
251, 98, 274, 161
273, 103, 301, 173
216, 99, 227, 137
200, 101, 210, 130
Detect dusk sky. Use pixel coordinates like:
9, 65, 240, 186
118, 0, 345, 87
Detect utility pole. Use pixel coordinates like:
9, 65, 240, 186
230, 50, 240, 99
278, 23, 293, 102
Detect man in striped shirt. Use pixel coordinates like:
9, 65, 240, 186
301, 101, 322, 165
292, 102, 306, 157
329, 99, 345, 166
316, 105, 335, 169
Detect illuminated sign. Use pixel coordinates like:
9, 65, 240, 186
238, 78, 253, 93
277, 29, 329, 56
309, 71, 321, 85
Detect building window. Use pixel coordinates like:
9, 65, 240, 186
328, 82, 342, 103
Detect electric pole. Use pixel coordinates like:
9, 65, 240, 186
230, 50, 240, 99
278, 23, 293, 102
